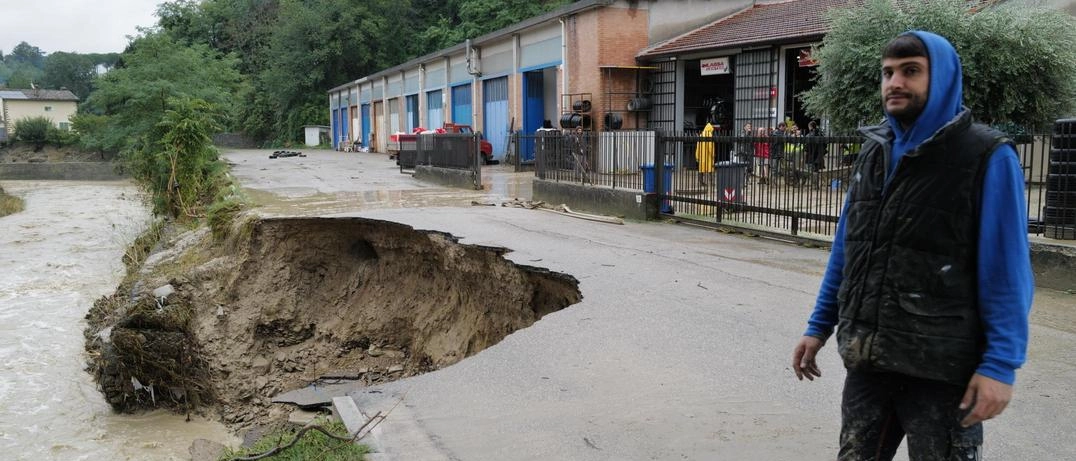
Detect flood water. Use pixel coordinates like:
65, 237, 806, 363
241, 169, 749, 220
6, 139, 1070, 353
0, 181, 235, 460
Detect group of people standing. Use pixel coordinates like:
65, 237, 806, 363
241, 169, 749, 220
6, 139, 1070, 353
737, 120, 826, 185
693, 119, 827, 187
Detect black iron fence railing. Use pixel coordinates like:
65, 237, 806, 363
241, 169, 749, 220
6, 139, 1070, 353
417, 133, 481, 170
528, 127, 1074, 240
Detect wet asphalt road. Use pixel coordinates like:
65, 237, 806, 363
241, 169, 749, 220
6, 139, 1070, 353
224, 148, 1076, 461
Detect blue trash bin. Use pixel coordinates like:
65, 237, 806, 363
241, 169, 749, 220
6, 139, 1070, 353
640, 163, 675, 213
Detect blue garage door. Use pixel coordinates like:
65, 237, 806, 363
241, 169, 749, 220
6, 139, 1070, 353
338, 108, 349, 145
451, 84, 472, 125
331, 109, 340, 149
405, 95, 419, 131
427, 90, 444, 129
522, 71, 545, 163
361, 104, 371, 147
483, 77, 509, 159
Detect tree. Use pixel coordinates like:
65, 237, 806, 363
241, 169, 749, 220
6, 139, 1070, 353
42, 52, 96, 100
83, 32, 245, 153
4, 64, 45, 89
416, 0, 571, 54
6, 42, 46, 68
801, 0, 1076, 131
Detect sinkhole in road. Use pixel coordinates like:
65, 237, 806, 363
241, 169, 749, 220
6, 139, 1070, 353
88, 216, 582, 423
232, 217, 583, 369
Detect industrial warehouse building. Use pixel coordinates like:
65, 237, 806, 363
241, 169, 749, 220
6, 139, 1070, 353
327, 0, 846, 159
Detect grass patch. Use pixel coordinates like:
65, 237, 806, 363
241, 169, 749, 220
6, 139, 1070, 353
220, 418, 370, 461
122, 219, 167, 277
0, 186, 25, 217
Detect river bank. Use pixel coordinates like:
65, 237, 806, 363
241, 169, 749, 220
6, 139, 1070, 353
0, 180, 235, 460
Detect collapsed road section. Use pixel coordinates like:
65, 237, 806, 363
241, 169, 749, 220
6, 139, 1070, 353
84, 217, 581, 427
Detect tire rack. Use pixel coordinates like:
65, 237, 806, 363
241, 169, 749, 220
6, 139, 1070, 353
600, 65, 659, 131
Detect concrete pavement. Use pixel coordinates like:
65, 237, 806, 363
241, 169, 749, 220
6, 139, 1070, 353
224, 148, 1076, 461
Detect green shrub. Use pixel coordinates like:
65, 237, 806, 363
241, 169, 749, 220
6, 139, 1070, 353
13, 116, 53, 151
802, 0, 1076, 131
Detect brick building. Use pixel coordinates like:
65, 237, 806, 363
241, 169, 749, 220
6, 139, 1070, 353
328, 0, 845, 157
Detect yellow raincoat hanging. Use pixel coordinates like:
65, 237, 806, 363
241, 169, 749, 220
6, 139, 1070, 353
695, 122, 715, 173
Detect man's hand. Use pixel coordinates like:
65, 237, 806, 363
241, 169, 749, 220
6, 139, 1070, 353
792, 336, 825, 381
959, 373, 1013, 427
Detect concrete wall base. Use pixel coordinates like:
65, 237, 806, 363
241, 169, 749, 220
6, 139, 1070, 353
414, 165, 480, 190
533, 179, 654, 221
1031, 242, 1076, 292
0, 162, 127, 181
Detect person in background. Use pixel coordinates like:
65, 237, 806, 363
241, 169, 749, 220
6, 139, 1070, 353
790, 31, 1034, 460
769, 124, 787, 181
805, 120, 826, 172
695, 121, 716, 186
754, 127, 771, 185
739, 122, 755, 176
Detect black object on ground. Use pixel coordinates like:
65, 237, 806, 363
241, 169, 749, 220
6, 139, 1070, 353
269, 151, 306, 159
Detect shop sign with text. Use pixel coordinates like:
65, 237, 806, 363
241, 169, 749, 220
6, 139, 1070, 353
700, 57, 730, 75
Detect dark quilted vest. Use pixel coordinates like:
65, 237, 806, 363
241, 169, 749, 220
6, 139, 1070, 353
836, 111, 1008, 385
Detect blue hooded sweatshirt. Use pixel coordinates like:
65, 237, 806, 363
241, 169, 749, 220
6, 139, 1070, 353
804, 31, 1034, 385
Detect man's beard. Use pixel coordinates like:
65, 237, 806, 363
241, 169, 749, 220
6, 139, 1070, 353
885, 91, 926, 126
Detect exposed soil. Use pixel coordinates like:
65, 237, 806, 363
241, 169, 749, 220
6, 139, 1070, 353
0, 144, 111, 163
84, 216, 581, 430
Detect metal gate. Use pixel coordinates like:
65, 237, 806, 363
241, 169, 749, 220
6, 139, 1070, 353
483, 77, 509, 159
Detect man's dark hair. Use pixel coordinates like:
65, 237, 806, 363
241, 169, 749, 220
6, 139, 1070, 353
882, 34, 927, 59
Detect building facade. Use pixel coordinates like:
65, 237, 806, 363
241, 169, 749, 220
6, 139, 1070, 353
328, 0, 847, 157
0, 89, 80, 141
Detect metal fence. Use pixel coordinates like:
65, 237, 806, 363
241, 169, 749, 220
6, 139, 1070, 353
417, 133, 482, 170
399, 133, 482, 174
529, 127, 1075, 241
529, 130, 655, 190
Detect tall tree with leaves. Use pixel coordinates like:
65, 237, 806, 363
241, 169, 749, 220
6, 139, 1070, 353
6, 42, 46, 68
248, 0, 418, 143
82, 32, 245, 153
42, 52, 96, 100
802, 0, 1076, 131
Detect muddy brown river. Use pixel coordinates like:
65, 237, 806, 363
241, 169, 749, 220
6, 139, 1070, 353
0, 181, 235, 460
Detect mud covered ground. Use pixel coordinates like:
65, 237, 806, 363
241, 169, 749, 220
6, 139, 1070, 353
83, 215, 581, 431
0, 144, 111, 163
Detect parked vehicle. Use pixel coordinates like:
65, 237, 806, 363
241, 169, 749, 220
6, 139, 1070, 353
389, 123, 495, 164
442, 123, 495, 164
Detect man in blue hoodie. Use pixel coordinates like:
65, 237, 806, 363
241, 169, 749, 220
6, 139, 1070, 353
790, 31, 1034, 460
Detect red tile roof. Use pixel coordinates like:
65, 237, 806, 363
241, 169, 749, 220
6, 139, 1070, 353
637, 0, 861, 60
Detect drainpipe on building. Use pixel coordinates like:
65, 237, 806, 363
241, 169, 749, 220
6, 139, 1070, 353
559, 17, 568, 97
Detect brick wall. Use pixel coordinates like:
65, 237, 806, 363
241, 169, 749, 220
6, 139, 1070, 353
569, 6, 651, 131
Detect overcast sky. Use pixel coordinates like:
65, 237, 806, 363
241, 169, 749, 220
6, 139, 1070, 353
1, 0, 160, 55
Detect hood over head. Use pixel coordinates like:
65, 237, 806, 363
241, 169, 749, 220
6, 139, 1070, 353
886, 30, 964, 159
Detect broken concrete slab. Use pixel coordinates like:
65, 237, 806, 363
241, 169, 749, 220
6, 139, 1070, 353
273, 381, 365, 410
272, 385, 333, 409
288, 408, 321, 427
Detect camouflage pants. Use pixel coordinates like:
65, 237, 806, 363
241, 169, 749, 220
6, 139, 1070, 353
840, 370, 983, 461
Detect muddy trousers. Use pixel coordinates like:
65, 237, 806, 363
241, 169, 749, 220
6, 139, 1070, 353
839, 370, 982, 461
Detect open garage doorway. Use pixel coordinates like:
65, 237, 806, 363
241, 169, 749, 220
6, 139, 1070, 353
521, 67, 558, 163
782, 46, 819, 133
684, 56, 735, 134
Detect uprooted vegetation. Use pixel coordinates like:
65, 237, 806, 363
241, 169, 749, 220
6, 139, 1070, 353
85, 216, 581, 427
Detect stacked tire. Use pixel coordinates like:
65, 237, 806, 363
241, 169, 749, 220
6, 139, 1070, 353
560, 99, 592, 129
1045, 118, 1076, 239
